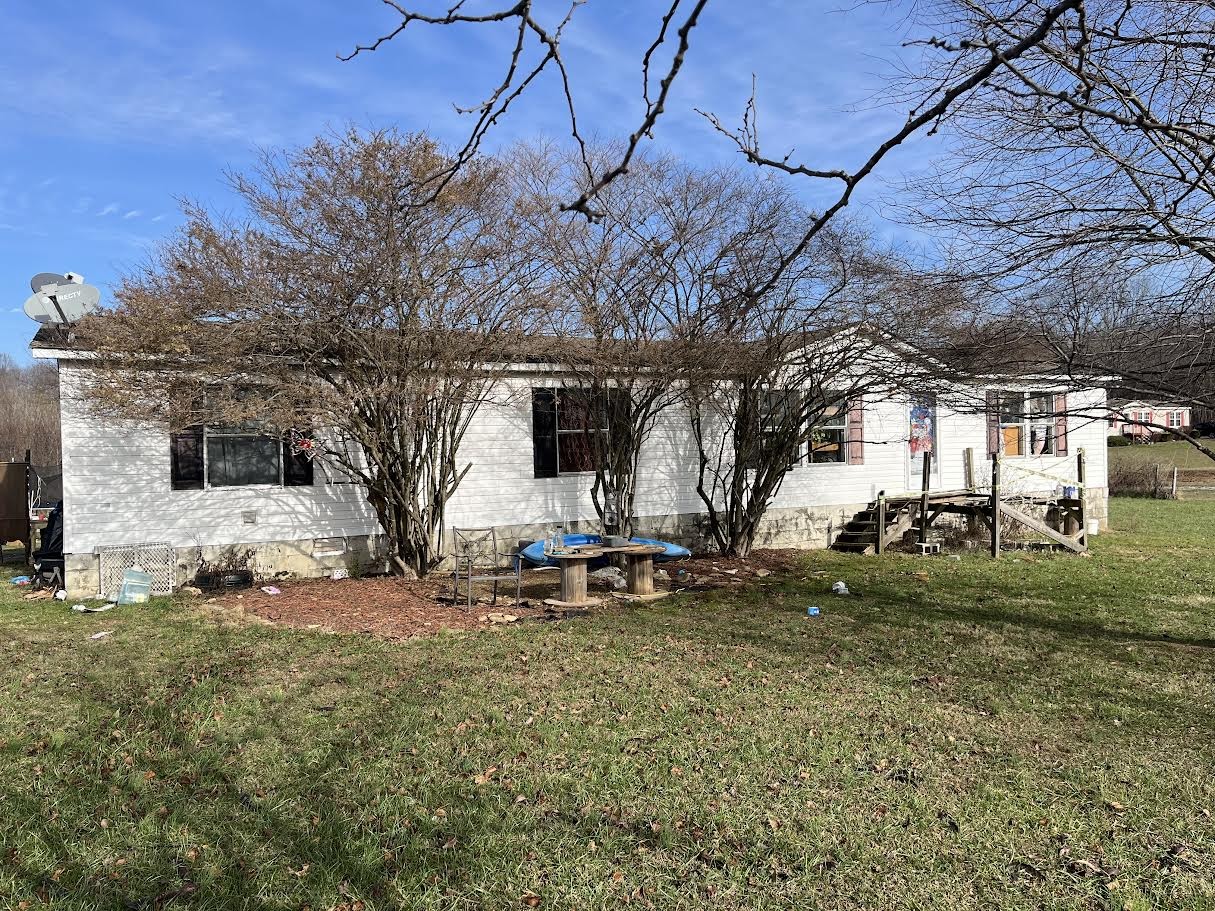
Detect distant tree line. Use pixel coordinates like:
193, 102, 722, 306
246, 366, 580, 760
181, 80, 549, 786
0, 354, 60, 467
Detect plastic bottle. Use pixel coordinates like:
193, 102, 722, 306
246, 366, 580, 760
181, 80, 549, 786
555, 526, 565, 551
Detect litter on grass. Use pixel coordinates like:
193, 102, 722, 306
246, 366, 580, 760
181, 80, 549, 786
260, 585, 282, 595
88, 630, 113, 640
832, 581, 850, 596
10, 576, 30, 585
72, 603, 115, 613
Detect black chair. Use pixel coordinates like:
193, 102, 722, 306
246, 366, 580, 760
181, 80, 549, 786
32, 500, 64, 590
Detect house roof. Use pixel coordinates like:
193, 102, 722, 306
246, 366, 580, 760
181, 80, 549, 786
1108, 399, 1190, 411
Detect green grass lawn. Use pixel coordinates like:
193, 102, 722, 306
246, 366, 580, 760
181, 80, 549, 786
1108, 439, 1215, 470
2, 499, 1213, 910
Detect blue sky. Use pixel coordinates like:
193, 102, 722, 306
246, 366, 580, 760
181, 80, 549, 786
1, 1, 939, 362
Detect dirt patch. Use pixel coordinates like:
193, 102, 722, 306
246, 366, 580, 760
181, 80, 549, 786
205, 574, 581, 639
673, 549, 808, 591
192, 549, 807, 639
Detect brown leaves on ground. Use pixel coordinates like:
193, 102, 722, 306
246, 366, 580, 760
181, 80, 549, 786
198, 549, 807, 639
210, 576, 568, 639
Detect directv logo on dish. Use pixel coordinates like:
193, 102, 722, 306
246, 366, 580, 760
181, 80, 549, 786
22, 271, 102, 325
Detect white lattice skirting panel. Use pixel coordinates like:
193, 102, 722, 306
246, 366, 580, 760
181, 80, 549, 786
97, 542, 175, 598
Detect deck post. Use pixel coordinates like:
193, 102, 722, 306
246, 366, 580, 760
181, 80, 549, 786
1076, 448, 1088, 549
963, 447, 975, 491
918, 451, 933, 546
876, 491, 886, 555
990, 453, 1001, 558
1172, 466, 1180, 499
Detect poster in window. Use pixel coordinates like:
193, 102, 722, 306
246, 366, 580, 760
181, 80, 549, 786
909, 396, 936, 456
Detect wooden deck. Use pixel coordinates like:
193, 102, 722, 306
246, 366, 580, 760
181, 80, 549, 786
830, 450, 1090, 557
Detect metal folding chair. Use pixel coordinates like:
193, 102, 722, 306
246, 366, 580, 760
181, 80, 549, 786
451, 527, 522, 610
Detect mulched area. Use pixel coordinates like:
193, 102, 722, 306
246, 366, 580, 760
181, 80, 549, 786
210, 575, 564, 639
200, 548, 812, 640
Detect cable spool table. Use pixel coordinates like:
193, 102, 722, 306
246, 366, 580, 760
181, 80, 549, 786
544, 543, 669, 607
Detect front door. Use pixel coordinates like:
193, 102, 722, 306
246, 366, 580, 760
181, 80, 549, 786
905, 394, 941, 492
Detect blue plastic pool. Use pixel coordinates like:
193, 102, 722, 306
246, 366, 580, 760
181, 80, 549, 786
518, 533, 691, 568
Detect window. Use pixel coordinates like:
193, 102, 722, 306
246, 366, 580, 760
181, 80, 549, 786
170, 423, 314, 490
997, 391, 1055, 457
754, 389, 801, 467
1168, 411, 1183, 428
998, 392, 1026, 456
531, 387, 628, 478
808, 398, 847, 463
556, 389, 608, 474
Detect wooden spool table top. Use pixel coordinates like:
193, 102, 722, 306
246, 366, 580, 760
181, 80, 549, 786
549, 544, 666, 560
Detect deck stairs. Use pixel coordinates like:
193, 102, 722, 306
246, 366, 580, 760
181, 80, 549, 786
830, 498, 919, 555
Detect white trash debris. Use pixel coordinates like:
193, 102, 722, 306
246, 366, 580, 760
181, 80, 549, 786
72, 603, 114, 613
54, 590, 67, 601
831, 581, 850, 596
88, 630, 113, 640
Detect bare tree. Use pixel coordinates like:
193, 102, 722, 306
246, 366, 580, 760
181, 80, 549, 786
516, 146, 814, 538
0, 354, 60, 466
681, 223, 934, 557
340, 0, 1082, 291
75, 128, 545, 577
895, 2, 1215, 454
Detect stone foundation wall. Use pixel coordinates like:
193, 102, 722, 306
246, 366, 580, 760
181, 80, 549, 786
61, 488, 1110, 596
63, 534, 385, 597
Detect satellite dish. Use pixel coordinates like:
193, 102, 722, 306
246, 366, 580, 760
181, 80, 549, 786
30, 272, 68, 293
23, 282, 101, 324
64, 272, 85, 284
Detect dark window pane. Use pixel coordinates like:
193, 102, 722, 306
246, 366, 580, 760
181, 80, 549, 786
557, 389, 599, 431
999, 393, 1024, 424
170, 427, 204, 490
283, 441, 315, 486
531, 388, 559, 479
558, 432, 596, 473
207, 435, 281, 487
809, 429, 846, 463
1029, 423, 1054, 455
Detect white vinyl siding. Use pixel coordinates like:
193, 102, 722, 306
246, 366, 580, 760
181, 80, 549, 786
56, 363, 1110, 555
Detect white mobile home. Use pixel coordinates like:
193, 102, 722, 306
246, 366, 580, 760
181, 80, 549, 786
32, 330, 1110, 595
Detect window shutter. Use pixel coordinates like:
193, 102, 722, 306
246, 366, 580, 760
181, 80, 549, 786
1053, 394, 1068, 455
531, 388, 559, 478
170, 426, 204, 490
283, 441, 315, 486
986, 390, 1000, 456
846, 399, 865, 465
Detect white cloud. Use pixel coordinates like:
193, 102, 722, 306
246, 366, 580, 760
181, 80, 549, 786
97, 203, 119, 216
123, 210, 142, 219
